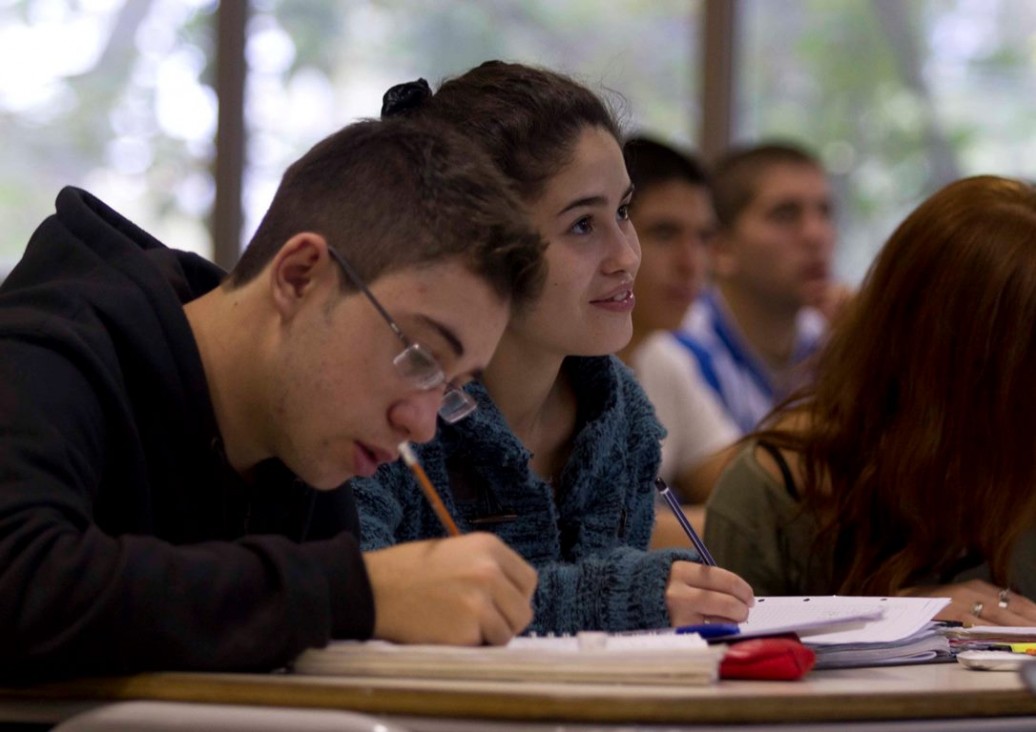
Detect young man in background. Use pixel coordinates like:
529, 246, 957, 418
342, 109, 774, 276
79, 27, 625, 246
679, 143, 840, 434
619, 136, 738, 507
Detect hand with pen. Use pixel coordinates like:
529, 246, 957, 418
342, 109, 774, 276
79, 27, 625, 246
364, 533, 538, 646
654, 479, 755, 625
665, 562, 755, 626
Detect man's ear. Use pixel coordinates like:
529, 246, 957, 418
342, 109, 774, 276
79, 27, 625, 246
267, 233, 335, 319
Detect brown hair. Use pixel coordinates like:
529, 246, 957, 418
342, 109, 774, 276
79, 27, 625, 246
761, 175, 1036, 594
711, 142, 823, 228
622, 136, 710, 204
385, 61, 622, 204
228, 118, 545, 309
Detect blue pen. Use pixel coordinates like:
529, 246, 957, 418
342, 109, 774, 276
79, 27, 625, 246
621, 622, 741, 639
675, 622, 741, 639
654, 477, 716, 566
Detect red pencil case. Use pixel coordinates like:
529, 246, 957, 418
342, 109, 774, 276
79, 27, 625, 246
719, 637, 816, 680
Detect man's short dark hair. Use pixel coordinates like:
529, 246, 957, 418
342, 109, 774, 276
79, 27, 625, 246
229, 118, 545, 310
622, 136, 709, 205
711, 142, 823, 228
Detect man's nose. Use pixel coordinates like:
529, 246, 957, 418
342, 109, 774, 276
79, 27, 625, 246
676, 238, 703, 274
802, 210, 836, 252
389, 389, 442, 444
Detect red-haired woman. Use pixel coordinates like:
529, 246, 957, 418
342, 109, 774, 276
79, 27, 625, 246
705, 175, 1036, 626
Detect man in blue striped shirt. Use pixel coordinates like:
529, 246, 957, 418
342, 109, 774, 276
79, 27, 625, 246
679, 143, 842, 434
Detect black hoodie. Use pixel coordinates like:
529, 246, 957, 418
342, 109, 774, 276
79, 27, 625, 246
0, 188, 374, 681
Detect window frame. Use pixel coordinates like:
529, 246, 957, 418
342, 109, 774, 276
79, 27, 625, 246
208, 0, 733, 269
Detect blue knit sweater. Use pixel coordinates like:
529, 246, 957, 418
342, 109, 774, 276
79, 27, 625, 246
351, 355, 698, 633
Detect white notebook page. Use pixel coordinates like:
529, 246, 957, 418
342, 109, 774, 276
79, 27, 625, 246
741, 596, 950, 645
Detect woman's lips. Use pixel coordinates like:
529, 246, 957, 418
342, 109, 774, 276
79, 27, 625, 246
591, 287, 635, 312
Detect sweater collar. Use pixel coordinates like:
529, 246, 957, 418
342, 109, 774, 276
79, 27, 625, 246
439, 355, 627, 477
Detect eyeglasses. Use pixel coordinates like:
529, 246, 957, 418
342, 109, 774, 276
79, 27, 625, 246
326, 246, 477, 424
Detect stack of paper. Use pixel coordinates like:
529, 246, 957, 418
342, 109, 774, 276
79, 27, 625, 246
738, 596, 952, 669
941, 625, 1036, 655
293, 632, 724, 685
808, 624, 951, 668
294, 596, 953, 682
942, 626, 1036, 644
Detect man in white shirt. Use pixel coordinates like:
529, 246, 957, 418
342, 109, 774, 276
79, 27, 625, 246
680, 143, 840, 434
619, 137, 739, 509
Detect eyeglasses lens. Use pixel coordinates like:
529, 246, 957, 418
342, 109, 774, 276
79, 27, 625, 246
439, 386, 477, 424
393, 343, 444, 390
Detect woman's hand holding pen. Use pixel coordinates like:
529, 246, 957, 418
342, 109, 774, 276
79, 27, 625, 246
365, 533, 538, 646
652, 478, 754, 625
899, 579, 1036, 627
665, 561, 755, 626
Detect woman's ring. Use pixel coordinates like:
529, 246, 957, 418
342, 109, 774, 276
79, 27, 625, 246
999, 588, 1010, 610
972, 601, 984, 618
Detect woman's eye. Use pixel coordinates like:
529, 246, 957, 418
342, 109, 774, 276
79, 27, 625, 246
617, 203, 631, 221
570, 216, 594, 235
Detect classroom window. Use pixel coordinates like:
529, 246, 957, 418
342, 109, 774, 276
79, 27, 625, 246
736, 0, 1036, 281
241, 0, 701, 248
0, 0, 218, 274
3, 1, 1034, 283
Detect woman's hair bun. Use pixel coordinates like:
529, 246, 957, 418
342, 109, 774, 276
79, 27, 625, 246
381, 78, 432, 118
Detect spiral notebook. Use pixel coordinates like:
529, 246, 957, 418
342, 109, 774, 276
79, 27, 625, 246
293, 632, 723, 685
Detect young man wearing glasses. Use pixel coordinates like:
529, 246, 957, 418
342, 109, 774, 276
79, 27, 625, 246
0, 118, 546, 681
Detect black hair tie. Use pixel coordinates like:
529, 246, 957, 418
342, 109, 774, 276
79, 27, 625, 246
381, 78, 432, 118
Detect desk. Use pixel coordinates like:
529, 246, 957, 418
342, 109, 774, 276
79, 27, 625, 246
2, 663, 1036, 730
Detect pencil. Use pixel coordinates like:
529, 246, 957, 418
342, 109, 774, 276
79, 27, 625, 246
654, 477, 716, 566
398, 441, 461, 537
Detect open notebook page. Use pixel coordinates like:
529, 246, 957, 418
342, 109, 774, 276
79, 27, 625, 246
740, 596, 950, 645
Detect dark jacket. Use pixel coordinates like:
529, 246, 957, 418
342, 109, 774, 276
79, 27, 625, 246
0, 188, 374, 682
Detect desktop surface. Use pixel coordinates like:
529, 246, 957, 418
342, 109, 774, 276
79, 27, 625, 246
2, 662, 1036, 729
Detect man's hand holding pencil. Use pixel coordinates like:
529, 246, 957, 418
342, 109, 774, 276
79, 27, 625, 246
364, 534, 538, 646
363, 441, 537, 647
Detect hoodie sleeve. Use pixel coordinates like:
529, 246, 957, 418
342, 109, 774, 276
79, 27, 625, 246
0, 340, 373, 681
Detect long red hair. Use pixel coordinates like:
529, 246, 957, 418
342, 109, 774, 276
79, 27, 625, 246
761, 176, 1036, 594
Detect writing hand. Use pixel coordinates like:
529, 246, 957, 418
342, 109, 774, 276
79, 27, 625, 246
900, 579, 1036, 627
365, 533, 538, 646
665, 560, 755, 626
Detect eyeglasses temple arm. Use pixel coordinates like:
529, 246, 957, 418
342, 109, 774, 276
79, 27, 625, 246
326, 245, 410, 346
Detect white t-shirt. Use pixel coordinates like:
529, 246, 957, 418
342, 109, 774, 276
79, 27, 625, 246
679, 289, 826, 434
629, 331, 739, 484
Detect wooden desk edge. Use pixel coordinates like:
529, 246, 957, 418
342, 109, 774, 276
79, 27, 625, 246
4, 673, 1036, 725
